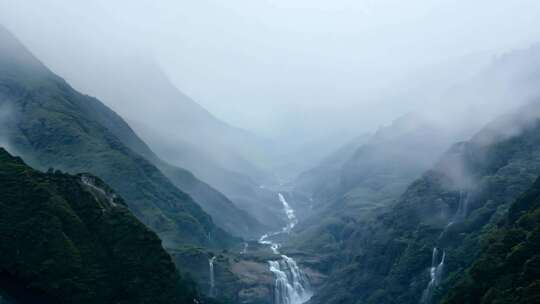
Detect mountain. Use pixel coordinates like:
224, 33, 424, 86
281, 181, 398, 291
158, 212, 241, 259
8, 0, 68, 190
293, 134, 369, 201
442, 175, 540, 304
0, 148, 198, 304
0, 24, 246, 247
142, 126, 285, 232
94, 65, 287, 232
307, 101, 540, 304
60, 70, 267, 239
23, 28, 287, 232
289, 114, 460, 253
65, 54, 271, 183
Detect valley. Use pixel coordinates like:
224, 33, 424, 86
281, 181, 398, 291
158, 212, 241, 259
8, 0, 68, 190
1, 3, 540, 304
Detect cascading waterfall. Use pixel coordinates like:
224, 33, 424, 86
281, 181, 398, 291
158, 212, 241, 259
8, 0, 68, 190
269, 256, 313, 304
259, 232, 281, 254
279, 193, 298, 233
208, 256, 217, 297
241, 242, 249, 254
421, 248, 446, 303
446, 191, 470, 229
429, 189, 471, 301
454, 191, 470, 222
262, 193, 312, 304
440, 192, 470, 239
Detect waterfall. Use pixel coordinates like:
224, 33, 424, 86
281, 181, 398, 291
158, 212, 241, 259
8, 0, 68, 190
445, 191, 471, 231
420, 248, 446, 304
257, 193, 298, 254
454, 191, 470, 222
209, 256, 217, 297
279, 193, 298, 233
259, 232, 281, 254
269, 255, 313, 304
261, 193, 312, 304
241, 242, 249, 254
425, 190, 469, 302
80, 175, 117, 207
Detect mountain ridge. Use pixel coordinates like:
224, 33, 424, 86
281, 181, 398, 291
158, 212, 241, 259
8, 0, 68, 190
0, 147, 199, 304
0, 24, 240, 247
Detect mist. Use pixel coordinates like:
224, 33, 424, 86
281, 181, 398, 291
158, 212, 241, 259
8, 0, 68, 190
3, 2, 540, 304
1, 0, 540, 178
0, 102, 14, 154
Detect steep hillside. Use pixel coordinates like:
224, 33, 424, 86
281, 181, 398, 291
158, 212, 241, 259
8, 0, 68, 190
293, 134, 369, 202
0, 148, 198, 304
64, 54, 271, 183
308, 102, 540, 304
58, 63, 267, 239
442, 176, 540, 304
290, 114, 458, 253
95, 66, 285, 232
11, 23, 283, 234
0, 25, 238, 247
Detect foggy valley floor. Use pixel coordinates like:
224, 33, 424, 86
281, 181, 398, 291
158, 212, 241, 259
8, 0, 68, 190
1, 1, 540, 304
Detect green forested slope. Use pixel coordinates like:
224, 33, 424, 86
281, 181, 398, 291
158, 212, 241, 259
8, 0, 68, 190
442, 176, 540, 304
0, 148, 198, 304
308, 102, 540, 304
290, 114, 456, 254
0, 25, 238, 247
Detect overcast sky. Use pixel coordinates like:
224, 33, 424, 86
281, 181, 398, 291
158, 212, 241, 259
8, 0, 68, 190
1, 0, 540, 140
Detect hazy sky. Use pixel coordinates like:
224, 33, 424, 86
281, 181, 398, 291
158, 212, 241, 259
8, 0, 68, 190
1, 0, 540, 139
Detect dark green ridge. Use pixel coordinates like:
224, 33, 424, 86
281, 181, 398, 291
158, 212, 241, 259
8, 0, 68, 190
0, 147, 199, 304
307, 102, 540, 304
442, 176, 540, 304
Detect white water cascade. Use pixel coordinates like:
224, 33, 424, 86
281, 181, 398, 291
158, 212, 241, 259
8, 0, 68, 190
428, 191, 470, 302
209, 256, 217, 297
420, 248, 446, 304
241, 242, 249, 254
269, 255, 313, 304
279, 193, 298, 233
260, 193, 313, 304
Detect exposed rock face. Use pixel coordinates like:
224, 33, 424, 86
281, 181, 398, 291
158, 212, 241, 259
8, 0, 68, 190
172, 246, 325, 304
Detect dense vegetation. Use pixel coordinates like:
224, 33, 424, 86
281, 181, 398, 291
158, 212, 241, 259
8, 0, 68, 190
307, 102, 540, 304
442, 176, 540, 304
0, 148, 198, 303
0, 25, 251, 246
2, 19, 540, 304
290, 114, 457, 254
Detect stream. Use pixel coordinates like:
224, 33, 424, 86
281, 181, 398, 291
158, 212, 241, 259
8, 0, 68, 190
259, 193, 313, 304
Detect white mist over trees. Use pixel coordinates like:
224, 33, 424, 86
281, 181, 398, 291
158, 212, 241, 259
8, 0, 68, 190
2, 2, 540, 304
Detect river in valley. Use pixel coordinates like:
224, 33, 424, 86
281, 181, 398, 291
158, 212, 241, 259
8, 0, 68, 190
258, 193, 313, 304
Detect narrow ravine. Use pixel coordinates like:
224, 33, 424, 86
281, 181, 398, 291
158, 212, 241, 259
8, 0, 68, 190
259, 193, 313, 304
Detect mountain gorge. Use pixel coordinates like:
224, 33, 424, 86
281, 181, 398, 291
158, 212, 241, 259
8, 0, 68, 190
0, 24, 265, 244
38, 38, 288, 232
1, 4, 540, 303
